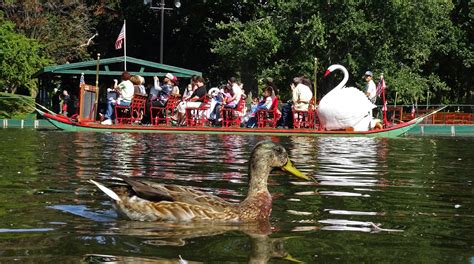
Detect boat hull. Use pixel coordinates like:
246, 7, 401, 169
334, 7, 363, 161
42, 112, 420, 138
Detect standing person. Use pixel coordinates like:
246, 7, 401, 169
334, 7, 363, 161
101, 71, 134, 125
364, 71, 376, 104
62, 90, 70, 116
363, 70, 377, 118
52, 89, 61, 114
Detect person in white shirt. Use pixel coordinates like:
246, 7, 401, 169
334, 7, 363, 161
292, 77, 313, 111
364, 71, 376, 103
277, 77, 313, 128
224, 77, 242, 108
101, 71, 134, 125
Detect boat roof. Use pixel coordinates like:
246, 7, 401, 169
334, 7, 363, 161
33, 56, 202, 78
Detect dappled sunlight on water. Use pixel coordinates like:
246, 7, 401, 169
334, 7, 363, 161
0, 129, 473, 262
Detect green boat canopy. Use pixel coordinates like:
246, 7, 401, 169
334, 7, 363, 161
33, 56, 202, 78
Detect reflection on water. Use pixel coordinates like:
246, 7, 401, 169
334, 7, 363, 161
0, 130, 473, 262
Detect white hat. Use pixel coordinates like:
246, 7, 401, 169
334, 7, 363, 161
165, 73, 175, 80
364, 71, 373, 77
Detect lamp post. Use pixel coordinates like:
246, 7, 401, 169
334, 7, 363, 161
146, 0, 181, 64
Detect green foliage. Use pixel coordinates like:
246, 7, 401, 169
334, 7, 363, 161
212, 18, 281, 70
0, 93, 35, 119
209, 0, 470, 103
388, 66, 449, 104
0, 0, 471, 104
0, 13, 50, 95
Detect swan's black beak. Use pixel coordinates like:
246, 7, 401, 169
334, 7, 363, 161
281, 160, 309, 180
324, 69, 331, 77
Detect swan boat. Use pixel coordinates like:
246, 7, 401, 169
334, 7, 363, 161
36, 62, 444, 138
36, 107, 432, 138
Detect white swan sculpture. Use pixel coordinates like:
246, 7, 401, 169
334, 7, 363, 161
318, 64, 376, 131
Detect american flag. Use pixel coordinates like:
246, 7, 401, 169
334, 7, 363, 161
115, 23, 125, 50
376, 75, 386, 97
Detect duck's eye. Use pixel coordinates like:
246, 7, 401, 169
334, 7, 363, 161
275, 147, 285, 156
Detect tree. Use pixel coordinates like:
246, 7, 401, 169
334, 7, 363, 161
0, 13, 50, 95
212, 17, 282, 95
1, 0, 95, 64
209, 0, 467, 104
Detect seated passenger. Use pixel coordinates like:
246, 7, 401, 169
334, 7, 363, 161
173, 76, 207, 125
207, 86, 221, 121
182, 83, 195, 101
208, 85, 232, 124
101, 71, 134, 125
224, 77, 242, 109
130, 75, 147, 96
246, 87, 274, 128
138, 76, 147, 95
150, 74, 174, 107
254, 87, 274, 113
292, 77, 313, 111
278, 77, 312, 128
168, 73, 180, 97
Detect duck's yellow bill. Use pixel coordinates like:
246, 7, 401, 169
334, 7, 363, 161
282, 160, 309, 180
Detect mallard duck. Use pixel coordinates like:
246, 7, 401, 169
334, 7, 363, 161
90, 141, 309, 223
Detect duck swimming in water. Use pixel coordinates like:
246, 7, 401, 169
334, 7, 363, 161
90, 141, 309, 223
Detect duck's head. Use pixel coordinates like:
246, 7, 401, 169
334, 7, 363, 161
250, 141, 309, 181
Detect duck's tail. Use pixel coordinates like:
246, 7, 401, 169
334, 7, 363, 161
89, 180, 121, 202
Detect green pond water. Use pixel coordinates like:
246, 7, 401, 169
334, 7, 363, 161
0, 129, 473, 263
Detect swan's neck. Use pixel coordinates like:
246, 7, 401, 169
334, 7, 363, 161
332, 66, 349, 91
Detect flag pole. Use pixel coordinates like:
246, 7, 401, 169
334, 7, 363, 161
94, 53, 101, 119
381, 74, 388, 126
313, 57, 318, 105
393, 91, 398, 122
124, 20, 127, 71
95, 53, 100, 89
426, 90, 430, 110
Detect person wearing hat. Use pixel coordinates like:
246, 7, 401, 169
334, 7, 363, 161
150, 73, 176, 107
364, 71, 376, 104
167, 73, 180, 97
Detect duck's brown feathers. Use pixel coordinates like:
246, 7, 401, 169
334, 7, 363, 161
123, 178, 233, 210
104, 179, 273, 223
92, 141, 305, 223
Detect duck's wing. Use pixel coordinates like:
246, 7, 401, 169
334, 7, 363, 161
124, 178, 233, 211
122, 178, 174, 202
